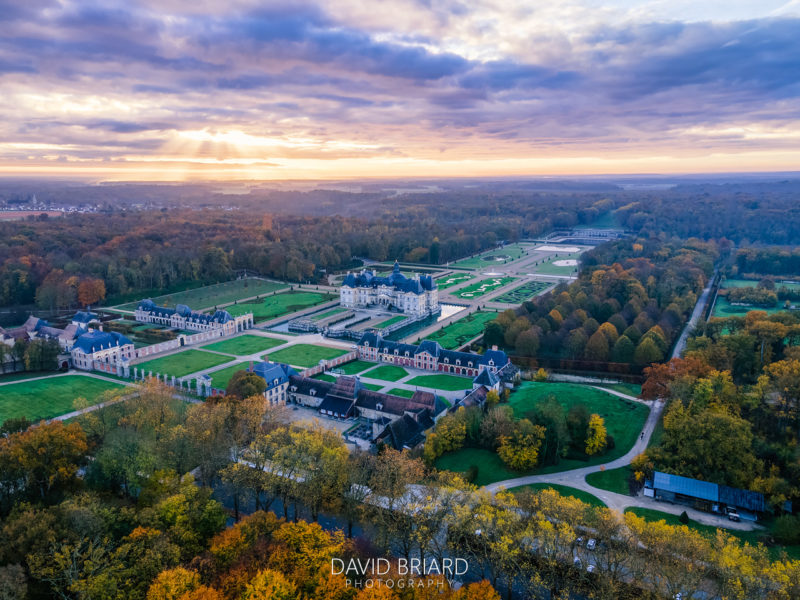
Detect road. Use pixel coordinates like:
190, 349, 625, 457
670, 270, 717, 360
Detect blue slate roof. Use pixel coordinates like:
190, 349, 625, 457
473, 368, 499, 387
137, 299, 233, 324
653, 471, 718, 503
249, 361, 297, 389
357, 333, 509, 371
74, 330, 132, 354
480, 348, 509, 366
342, 261, 436, 295
72, 311, 98, 324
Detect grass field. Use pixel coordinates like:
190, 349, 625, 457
206, 363, 248, 389
227, 291, 336, 322
361, 382, 383, 391
452, 277, 516, 299
388, 388, 415, 398
585, 466, 633, 495
427, 310, 498, 349
335, 360, 375, 375
311, 307, 348, 321
374, 315, 408, 328
268, 344, 349, 367
201, 334, 286, 356
313, 373, 336, 383
436, 273, 474, 289
0, 375, 126, 422
135, 349, 232, 378
451, 243, 534, 270
531, 252, 582, 275
597, 383, 642, 397
436, 382, 649, 484
493, 280, 553, 304
365, 364, 409, 381
114, 279, 287, 311
509, 483, 606, 508
407, 373, 472, 391
711, 297, 787, 318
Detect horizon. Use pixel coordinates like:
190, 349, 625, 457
1, 1, 799, 180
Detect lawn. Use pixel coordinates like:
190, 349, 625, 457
0, 375, 127, 423
493, 280, 553, 304
585, 466, 633, 495
450, 243, 534, 270
407, 373, 473, 391
388, 388, 415, 398
597, 382, 642, 397
227, 291, 336, 322
135, 349, 232, 378
452, 277, 516, 299
268, 344, 349, 368
336, 360, 376, 375
361, 382, 384, 391
712, 296, 787, 318
201, 334, 286, 356
427, 311, 498, 349
531, 252, 582, 276
364, 364, 409, 382
436, 273, 475, 289
436, 382, 650, 484
509, 483, 606, 508
374, 315, 408, 328
313, 373, 336, 383
206, 363, 248, 389
311, 307, 348, 321
114, 278, 287, 311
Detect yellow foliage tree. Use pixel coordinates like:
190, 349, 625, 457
497, 419, 545, 470
585, 414, 607, 456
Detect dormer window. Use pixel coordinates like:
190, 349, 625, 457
310, 389, 316, 396
456, 360, 461, 366
376, 403, 383, 411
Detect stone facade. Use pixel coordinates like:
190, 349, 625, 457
340, 261, 438, 318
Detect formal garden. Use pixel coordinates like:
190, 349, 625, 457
227, 290, 336, 322
493, 280, 553, 304
114, 278, 287, 311
425, 310, 498, 349
201, 334, 286, 356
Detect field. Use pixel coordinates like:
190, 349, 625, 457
509, 483, 606, 508
436, 382, 649, 484
227, 291, 336, 322
711, 278, 800, 318
406, 373, 472, 391
268, 344, 349, 367
135, 349, 232, 377
0, 375, 126, 422
493, 280, 553, 304
374, 315, 408, 328
450, 243, 534, 270
585, 465, 633, 495
114, 278, 287, 311
313, 373, 336, 383
335, 360, 375, 375
451, 277, 516, 299
531, 252, 582, 275
436, 273, 474, 289
427, 310, 498, 349
201, 334, 286, 355
364, 365, 409, 382
206, 363, 248, 389
388, 388, 415, 398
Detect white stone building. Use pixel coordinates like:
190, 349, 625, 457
340, 261, 438, 318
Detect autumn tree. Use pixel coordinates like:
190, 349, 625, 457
225, 370, 266, 399
497, 419, 545, 470
585, 413, 607, 455
77, 277, 106, 307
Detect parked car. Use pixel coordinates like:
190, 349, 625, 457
573, 557, 582, 568
727, 509, 740, 522
575, 537, 584, 547
586, 538, 597, 551
586, 564, 595, 573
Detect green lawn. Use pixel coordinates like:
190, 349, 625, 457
227, 291, 336, 322
509, 483, 606, 508
388, 388, 415, 398
436, 382, 649, 484
585, 466, 633, 495
493, 280, 553, 304
452, 277, 516, 299
0, 375, 127, 423
311, 307, 348, 321
450, 244, 534, 270
375, 315, 408, 328
268, 344, 349, 368
436, 273, 475, 289
135, 349, 232, 378
531, 253, 582, 276
206, 363, 248, 389
597, 383, 642, 397
365, 364, 409, 382
712, 296, 787, 318
114, 279, 287, 311
313, 373, 336, 383
336, 360, 376, 375
426, 310, 498, 349
361, 382, 383, 391
201, 334, 286, 356
407, 373, 473, 391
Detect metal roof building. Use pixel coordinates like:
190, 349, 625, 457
651, 471, 765, 513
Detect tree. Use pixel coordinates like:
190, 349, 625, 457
24, 338, 60, 372
485, 389, 500, 407
483, 321, 505, 349
0, 564, 27, 600
242, 569, 296, 600
77, 278, 106, 307
611, 335, 635, 363
584, 330, 610, 362
514, 329, 539, 356
634, 337, 664, 365
497, 419, 545, 470
147, 567, 200, 600
566, 404, 590, 451
533, 367, 549, 382
585, 414, 607, 455
225, 370, 266, 399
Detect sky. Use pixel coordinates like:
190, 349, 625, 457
1, 0, 799, 181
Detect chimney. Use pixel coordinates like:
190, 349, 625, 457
250, 360, 254, 372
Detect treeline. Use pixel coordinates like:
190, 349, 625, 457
0, 196, 613, 310
735, 247, 800, 277
634, 310, 800, 514
484, 237, 717, 366
0, 338, 60, 374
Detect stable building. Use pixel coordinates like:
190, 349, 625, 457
71, 330, 135, 371
246, 361, 297, 405
646, 471, 765, 519
135, 300, 254, 334
340, 261, 439, 318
